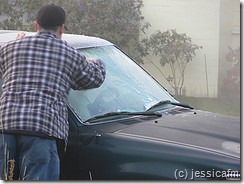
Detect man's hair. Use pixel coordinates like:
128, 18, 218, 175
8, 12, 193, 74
36, 4, 66, 32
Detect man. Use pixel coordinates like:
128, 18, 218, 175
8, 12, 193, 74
0, 4, 106, 180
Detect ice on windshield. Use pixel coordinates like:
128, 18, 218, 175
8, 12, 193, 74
68, 46, 176, 122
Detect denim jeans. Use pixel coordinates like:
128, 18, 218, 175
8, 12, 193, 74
0, 134, 60, 180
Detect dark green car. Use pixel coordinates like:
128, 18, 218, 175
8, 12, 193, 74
0, 31, 240, 180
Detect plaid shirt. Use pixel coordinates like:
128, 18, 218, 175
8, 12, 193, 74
0, 32, 106, 145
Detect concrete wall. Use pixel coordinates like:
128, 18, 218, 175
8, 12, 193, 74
140, 0, 240, 97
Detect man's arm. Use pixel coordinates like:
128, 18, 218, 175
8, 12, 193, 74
71, 55, 106, 90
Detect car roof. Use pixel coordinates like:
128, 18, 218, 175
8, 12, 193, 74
0, 30, 113, 49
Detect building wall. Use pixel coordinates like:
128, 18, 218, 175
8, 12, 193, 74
140, 0, 240, 97
218, 0, 240, 97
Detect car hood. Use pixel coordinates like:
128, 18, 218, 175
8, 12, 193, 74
112, 109, 240, 158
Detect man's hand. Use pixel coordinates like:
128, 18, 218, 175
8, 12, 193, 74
16, 32, 26, 40
86, 58, 97, 63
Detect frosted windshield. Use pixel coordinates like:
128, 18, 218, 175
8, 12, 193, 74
68, 46, 177, 121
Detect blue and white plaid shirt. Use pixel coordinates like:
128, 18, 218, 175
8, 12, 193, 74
0, 32, 106, 145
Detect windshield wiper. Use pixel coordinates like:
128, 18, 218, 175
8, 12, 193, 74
146, 100, 194, 111
85, 111, 162, 123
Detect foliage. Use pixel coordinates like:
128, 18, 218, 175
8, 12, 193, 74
220, 47, 240, 100
141, 29, 202, 95
0, 0, 149, 62
0, 1, 27, 30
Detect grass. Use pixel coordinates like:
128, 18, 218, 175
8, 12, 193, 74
1, 143, 13, 180
6, 159, 15, 180
1, 142, 27, 180
175, 96, 240, 117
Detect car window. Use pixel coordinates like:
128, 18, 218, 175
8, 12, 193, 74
68, 46, 177, 122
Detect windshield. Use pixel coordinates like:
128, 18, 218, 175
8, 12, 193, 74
68, 45, 177, 121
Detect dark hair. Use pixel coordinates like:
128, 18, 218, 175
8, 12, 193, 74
36, 4, 66, 32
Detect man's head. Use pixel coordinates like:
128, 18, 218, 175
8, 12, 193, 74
35, 4, 66, 38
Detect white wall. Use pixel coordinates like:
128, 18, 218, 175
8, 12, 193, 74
140, 0, 239, 97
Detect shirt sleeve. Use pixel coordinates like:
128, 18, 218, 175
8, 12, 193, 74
69, 49, 106, 90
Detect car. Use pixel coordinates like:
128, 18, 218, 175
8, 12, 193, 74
0, 30, 240, 181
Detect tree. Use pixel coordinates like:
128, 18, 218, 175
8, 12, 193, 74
0, 0, 27, 30
220, 47, 240, 100
0, 0, 149, 62
142, 29, 202, 95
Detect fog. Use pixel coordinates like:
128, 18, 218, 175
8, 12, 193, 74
0, 0, 240, 116
140, 0, 240, 116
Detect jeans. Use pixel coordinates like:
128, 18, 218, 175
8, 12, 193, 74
0, 134, 60, 180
